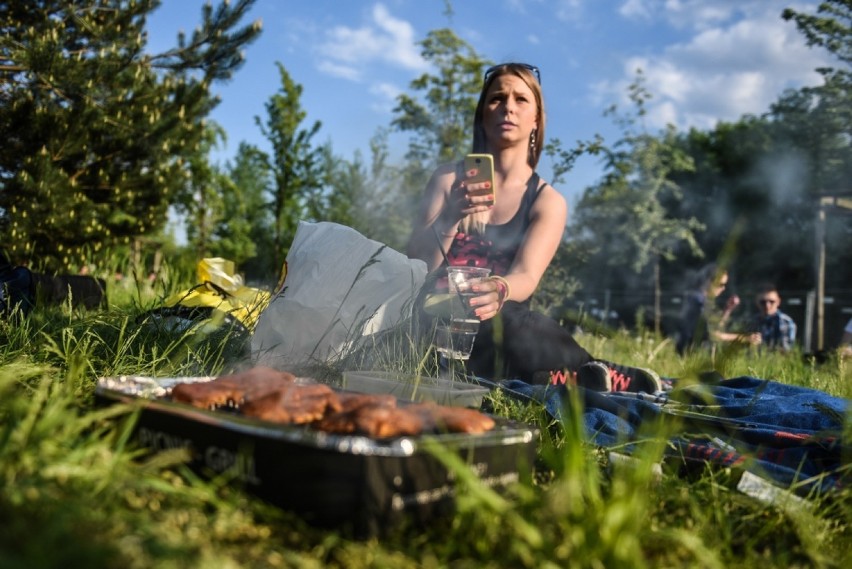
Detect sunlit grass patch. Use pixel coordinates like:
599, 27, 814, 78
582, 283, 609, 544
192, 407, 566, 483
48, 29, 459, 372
0, 297, 849, 567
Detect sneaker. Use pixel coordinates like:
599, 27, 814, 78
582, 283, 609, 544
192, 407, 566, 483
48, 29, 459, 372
532, 365, 609, 391
578, 360, 662, 394
530, 368, 577, 386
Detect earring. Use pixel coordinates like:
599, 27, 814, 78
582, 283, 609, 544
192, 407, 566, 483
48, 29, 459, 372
530, 129, 537, 149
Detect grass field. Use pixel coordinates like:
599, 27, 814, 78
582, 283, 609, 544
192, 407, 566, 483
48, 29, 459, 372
0, 279, 850, 568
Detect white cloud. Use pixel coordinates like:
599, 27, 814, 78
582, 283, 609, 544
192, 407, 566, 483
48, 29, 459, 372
505, 0, 529, 13
554, 0, 584, 22
506, 0, 546, 14
317, 61, 361, 81
317, 3, 428, 77
601, 2, 833, 131
370, 81, 401, 101
312, 3, 429, 116
618, 0, 652, 21
661, 0, 736, 30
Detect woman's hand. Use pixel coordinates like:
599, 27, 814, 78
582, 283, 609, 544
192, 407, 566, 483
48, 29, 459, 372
467, 276, 509, 321
743, 332, 762, 346
441, 168, 493, 226
724, 294, 740, 312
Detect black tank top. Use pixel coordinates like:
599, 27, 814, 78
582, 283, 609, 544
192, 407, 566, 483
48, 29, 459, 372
447, 173, 545, 276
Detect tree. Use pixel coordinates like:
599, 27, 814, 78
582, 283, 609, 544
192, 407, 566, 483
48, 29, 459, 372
216, 142, 274, 279
177, 122, 227, 259
319, 146, 369, 233
256, 62, 323, 272
667, 3, 851, 296
571, 72, 704, 333
782, 1, 852, 347
392, 28, 489, 166
783, 1, 852, 72
780, 1, 852, 198
320, 129, 420, 251
0, 0, 262, 270
381, 28, 492, 256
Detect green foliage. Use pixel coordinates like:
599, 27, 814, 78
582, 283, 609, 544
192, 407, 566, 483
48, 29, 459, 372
321, 129, 425, 251
531, 237, 583, 316
543, 133, 605, 187
392, 28, 489, 166
375, 29, 492, 252
783, 0, 852, 69
666, 85, 852, 298
218, 142, 275, 280
569, 71, 705, 332
256, 62, 324, 273
0, 0, 262, 271
177, 122, 229, 259
577, 72, 704, 269
549, 3, 851, 334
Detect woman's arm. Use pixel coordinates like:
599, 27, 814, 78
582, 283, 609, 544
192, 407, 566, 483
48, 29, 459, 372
840, 320, 852, 358
466, 184, 567, 322
710, 295, 761, 346
500, 184, 568, 303
406, 163, 492, 270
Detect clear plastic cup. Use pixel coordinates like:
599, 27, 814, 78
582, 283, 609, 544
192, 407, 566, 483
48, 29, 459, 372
434, 266, 491, 360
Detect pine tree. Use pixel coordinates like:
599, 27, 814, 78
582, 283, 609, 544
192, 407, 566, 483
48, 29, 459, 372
256, 62, 323, 272
216, 141, 273, 279
0, 0, 261, 269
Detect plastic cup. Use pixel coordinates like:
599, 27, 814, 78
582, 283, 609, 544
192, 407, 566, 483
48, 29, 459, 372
434, 266, 491, 360
434, 318, 479, 360
446, 266, 491, 319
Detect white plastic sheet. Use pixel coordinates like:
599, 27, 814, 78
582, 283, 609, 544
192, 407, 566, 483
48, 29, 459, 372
251, 221, 427, 367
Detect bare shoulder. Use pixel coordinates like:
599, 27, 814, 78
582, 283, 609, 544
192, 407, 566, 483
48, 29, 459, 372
431, 161, 460, 183
532, 180, 568, 216
423, 161, 461, 194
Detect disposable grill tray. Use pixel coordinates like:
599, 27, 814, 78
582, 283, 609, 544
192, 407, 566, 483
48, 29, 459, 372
95, 375, 538, 538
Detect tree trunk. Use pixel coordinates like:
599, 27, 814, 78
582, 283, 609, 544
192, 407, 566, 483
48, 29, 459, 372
654, 257, 661, 336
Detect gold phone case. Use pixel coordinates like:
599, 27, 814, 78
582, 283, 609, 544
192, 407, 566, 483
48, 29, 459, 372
464, 154, 495, 206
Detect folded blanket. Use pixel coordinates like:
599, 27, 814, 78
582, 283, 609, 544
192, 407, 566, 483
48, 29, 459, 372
481, 376, 849, 496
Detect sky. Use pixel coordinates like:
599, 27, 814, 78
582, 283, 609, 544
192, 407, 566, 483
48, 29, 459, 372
145, 0, 834, 206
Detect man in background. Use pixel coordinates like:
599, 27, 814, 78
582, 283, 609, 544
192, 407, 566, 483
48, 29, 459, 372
750, 283, 796, 352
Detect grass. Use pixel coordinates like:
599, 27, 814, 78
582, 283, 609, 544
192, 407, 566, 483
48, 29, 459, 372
0, 285, 850, 569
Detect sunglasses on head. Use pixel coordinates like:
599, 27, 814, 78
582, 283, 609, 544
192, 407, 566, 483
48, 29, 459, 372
484, 63, 541, 86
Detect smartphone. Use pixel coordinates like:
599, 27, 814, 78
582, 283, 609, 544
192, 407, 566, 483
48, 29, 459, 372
464, 153, 495, 206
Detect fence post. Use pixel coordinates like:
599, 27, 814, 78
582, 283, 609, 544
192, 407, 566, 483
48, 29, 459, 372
804, 290, 815, 353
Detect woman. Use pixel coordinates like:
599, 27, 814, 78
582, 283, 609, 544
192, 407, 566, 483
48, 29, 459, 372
407, 63, 660, 393
675, 263, 760, 354
840, 318, 852, 359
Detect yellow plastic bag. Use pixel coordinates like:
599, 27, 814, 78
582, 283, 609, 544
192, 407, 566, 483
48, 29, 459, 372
154, 258, 271, 334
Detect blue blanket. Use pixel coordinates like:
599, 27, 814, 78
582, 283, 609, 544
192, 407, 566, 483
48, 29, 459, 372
481, 376, 849, 496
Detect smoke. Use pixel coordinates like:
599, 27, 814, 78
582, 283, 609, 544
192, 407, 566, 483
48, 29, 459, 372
747, 148, 809, 205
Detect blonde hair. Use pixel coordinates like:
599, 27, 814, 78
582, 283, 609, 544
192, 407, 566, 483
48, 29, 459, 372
462, 63, 545, 235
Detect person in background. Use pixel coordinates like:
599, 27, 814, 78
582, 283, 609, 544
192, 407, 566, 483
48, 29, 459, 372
749, 283, 796, 353
840, 318, 852, 359
676, 263, 761, 354
0, 251, 34, 316
407, 62, 660, 393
